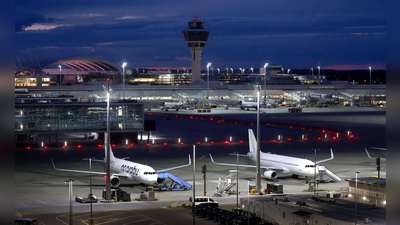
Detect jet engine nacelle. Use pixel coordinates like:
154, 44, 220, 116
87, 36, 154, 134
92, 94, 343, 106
263, 170, 278, 179
110, 175, 120, 187
157, 178, 166, 185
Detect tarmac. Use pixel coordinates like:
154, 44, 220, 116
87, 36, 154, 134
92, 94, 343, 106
15, 106, 386, 224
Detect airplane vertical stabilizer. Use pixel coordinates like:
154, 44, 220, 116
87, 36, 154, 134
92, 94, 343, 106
248, 129, 257, 159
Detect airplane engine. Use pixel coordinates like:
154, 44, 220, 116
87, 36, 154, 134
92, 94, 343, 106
263, 170, 278, 179
156, 178, 166, 185
110, 175, 120, 187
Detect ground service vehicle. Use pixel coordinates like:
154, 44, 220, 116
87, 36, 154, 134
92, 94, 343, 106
15, 217, 38, 225
288, 107, 302, 113
189, 196, 218, 207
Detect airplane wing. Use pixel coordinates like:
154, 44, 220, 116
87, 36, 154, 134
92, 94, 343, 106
365, 148, 386, 160
315, 148, 334, 164
156, 154, 191, 173
209, 154, 276, 170
371, 147, 386, 151
51, 159, 132, 178
51, 159, 106, 175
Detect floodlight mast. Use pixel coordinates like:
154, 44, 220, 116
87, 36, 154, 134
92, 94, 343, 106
263, 63, 269, 98
207, 62, 212, 99
122, 62, 127, 100
254, 83, 261, 193
104, 79, 112, 200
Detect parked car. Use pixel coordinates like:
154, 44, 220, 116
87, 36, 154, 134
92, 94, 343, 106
75, 194, 98, 203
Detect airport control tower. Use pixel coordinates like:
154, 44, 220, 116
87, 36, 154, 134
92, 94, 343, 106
182, 17, 210, 83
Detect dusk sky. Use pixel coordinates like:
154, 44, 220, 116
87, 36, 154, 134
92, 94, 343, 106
15, 0, 386, 71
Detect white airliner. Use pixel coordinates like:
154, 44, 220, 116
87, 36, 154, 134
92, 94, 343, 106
161, 99, 184, 111
52, 136, 191, 187
210, 129, 339, 182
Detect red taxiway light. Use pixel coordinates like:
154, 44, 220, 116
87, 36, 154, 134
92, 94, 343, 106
76, 145, 81, 148
111, 144, 116, 147
62, 146, 66, 149
196, 141, 201, 145
146, 143, 151, 146
303, 137, 308, 141
180, 142, 184, 145
349, 134, 354, 139
210, 141, 215, 144
224, 140, 229, 144
163, 142, 168, 146
130, 143, 134, 147
97, 144, 103, 148
287, 138, 292, 141
239, 140, 244, 143
26, 146, 31, 150
317, 137, 322, 140
332, 136, 337, 140
44, 146, 48, 149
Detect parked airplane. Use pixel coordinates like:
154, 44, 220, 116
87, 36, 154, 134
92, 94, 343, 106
210, 129, 339, 182
161, 99, 184, 111
52, 135, 191, 188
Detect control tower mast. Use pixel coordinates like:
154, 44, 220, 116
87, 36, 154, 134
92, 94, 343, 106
182, 17, 210, 83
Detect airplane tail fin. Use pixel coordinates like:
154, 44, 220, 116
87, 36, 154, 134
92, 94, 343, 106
104, 132, 114, 159
248, 129, 257, 158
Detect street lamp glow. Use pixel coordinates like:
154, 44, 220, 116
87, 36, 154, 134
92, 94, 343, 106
251, 67, 254, 74
217, 68, 220, 74
206, 62, 212, 99
230, 68, 233, 74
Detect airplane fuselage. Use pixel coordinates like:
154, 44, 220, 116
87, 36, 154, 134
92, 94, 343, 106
248, 152, 316, 177
110, 157, 158, 185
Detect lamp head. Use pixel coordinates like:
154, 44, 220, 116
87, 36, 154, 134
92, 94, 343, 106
122, 62, 127, 68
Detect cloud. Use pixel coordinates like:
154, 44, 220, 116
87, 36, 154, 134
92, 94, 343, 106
15, 7, 62, 32
116, 16, 147, 20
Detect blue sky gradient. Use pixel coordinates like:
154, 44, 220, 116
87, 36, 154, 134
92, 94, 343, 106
15, 0, 386, 71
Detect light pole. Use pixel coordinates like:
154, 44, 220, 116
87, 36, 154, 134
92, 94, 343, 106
250, 67, 253, 75
104, 79, 112, 200
311, 67, 314, 75
83, 157, 95, 225
287, 69, 290, 74
355, 172, 359, 225
65, 179, 74, 225
230, 68, 233, 75
317, 66, 321, 93
312, 149, 319, 195
263, 63, 269, 98
207, 62, 212, 99
217, 68, 220, 74
234, 152, 239, 209
122, 62, 127, 100
254, 84, 261, 193
58, 65, 62, 95
369, 67, 372, 105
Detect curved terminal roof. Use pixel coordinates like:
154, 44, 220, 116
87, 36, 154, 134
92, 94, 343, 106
44, 58, 120, 73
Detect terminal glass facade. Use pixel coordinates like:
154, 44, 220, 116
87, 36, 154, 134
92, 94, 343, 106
15, 102, 144, 134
